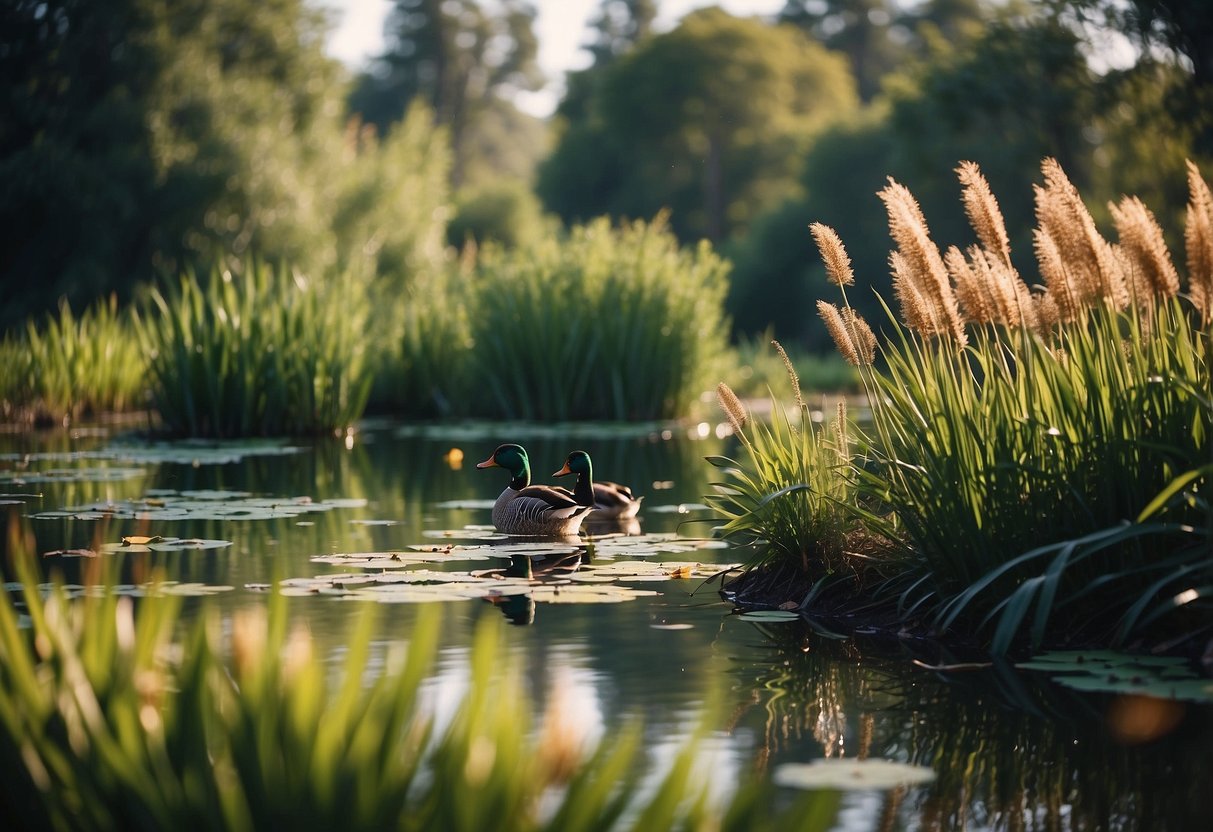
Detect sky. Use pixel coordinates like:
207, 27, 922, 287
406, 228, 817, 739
324, 0, 787, 117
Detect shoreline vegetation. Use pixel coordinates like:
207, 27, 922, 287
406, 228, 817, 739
4, 157, 1211, 658
714, 157, 1211, 658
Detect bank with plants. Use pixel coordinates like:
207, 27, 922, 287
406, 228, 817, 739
711, 158, 1212, 656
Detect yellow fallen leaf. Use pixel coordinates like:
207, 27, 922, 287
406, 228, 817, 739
667, 565, 693, 579
122, 535, 164, 546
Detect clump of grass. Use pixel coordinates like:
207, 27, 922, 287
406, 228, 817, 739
466, 216, 731, 421
0, 297, 145, 426
707, 350, 881, 594
0, 553, 840, 831
137, 261, 372, 437
806, 158, 1211, 651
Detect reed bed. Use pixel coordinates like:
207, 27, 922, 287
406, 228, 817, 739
0, 297, 145, 425
721, 158, 1212, 652
137, 262, 372, 437
467, 216, 731, 421
0, 552, 839, 831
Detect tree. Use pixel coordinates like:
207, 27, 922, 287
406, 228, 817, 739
349, 0, 543, 185
1047, 0, 1213, 157
538, 9, 858, 243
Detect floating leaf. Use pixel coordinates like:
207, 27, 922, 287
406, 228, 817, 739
1, 467, 145, 485
737, 610, 801, 622
1017, 650, 1213, 703
101, 537, 233, 554
773, 759, 937, 791
42, 548, 99, 558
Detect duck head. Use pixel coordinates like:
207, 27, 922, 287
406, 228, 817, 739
553, 450, 592, 479
476, 443, 531, 490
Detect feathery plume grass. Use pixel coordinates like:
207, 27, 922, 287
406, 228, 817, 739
1186, 160, 1213, 323
1037, 158, 1128, 310
879, 178, 967, 346
771, 339, 804, 407
818, 301, 860, 366
1110, 195, 1180, 302
810, 222, 855, 286
843, 307, 877, 365
716, 381, 748, 435
957, 161, 1012, 271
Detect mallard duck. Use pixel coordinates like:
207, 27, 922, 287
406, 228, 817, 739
553, 450, 643, 520
475, 444, 593, 536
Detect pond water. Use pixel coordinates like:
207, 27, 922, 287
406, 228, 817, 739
2, 419, 1211, 830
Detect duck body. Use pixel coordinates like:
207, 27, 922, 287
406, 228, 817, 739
476, 444, 593, 536
554, 450, 643, 520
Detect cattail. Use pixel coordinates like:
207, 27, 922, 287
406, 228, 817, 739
1110, 195, 1180, 302
957, 161, 1013, 271
818, 300, 860, 365
1185, 159, 1213, 323
842, 307, 877, 365
771, 339, 804, 407
716, 382, 747, 435
810, 222, 855, 286
880, 178, 967, 346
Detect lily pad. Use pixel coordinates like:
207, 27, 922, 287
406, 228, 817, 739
737, 610, 801, 622
34, 491, 368, 522
773, 759, 937, 791
1017, 650, 1213, 703
100, 537, 233, 553
1, 466, 146, 485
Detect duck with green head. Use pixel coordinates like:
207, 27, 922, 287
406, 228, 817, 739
476, 443, 593, 535
553, 450, 643, 520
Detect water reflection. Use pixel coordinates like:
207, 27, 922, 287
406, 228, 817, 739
4, 422, 1211, 829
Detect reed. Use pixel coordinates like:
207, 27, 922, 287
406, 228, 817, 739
137, 261, 372, 437
726, 157, 1211, 651
0, 297, 145, 425
0, 552, 839, 831
465, 216, 731, 421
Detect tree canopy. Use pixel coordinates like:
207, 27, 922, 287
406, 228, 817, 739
538, 8, 859, 244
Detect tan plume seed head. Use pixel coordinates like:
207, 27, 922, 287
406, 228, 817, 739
947, 245, 992, 326
1185, 159, 1213, 323
890, 251, 935, 335
957, 161, 1013, 271
1032, 291, 1061, 335
832, 399, 849, 463
843, 307, 877, 365
880, 178, 967, 346
771, 339, 804, 407
1036, 158, 1128, 310
818, 300, 860, 365
716, 382, 747, 435
1033, 224, 1080, 323
810, 222, 855, 286
1110, 195, 1180, 302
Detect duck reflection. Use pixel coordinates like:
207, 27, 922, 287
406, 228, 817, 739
482, 550, 585, 626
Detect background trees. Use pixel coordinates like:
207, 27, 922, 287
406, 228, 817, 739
538, 8, 858, 244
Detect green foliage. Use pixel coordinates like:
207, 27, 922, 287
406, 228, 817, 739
707, 375, 868, 579
865, 303, 1212, 650
466, 216, 732, 421
137, 262, 372, 437
538, 8, 858, 243
0, 297, 145, 425
447, 180, 551, 249
725, 333, 860, 400
0, 559, 841, 831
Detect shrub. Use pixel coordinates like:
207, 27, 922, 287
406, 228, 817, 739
137, 261, 372, 437
446, 180, 550, 250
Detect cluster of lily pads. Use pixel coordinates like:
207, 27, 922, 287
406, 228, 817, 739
32, 489, 367, 522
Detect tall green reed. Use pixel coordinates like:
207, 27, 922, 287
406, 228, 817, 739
1, 297, 145, 425
466, 216, 731, 421
137, 261, 372, 437
0, 551, 839, 831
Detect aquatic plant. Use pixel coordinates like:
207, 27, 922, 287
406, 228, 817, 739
466, 216, 731, 421
707, 351, 881, 592
720, 158, 1212, 651
0, 297, 145, 425
0, 555, 839, 831
849, 160, 1211, 650
137, 261, 372, 437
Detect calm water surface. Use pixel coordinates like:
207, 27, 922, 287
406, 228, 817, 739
2, 419, 1210, 830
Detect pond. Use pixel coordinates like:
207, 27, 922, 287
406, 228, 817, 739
3, 419, 1211, 830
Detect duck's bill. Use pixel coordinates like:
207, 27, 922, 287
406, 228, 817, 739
552, 463, 573, 477
475, 455, 499, 469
